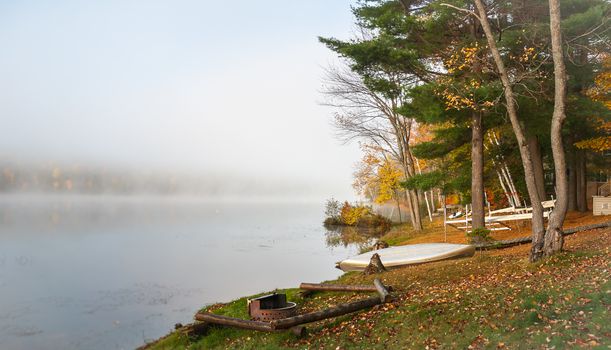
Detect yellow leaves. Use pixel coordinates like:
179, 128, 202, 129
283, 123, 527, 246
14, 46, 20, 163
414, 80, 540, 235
438, 43, 493, 112
586, 54, 610, 106
482, 101, 494, 107
519, 47, 537, 63
340, 203, 369, 225
444, 44, 480, 73
437, 87, 478, 111
374, 158, 403, 204
353, 145, 406, 203
574, 136, 611, 152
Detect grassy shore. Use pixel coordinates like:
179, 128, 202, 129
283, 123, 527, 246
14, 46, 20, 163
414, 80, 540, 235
142, 212, 610, 349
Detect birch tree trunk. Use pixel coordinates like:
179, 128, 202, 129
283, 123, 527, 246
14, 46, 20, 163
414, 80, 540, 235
416, 158, 433, 222
496, 169, 513, 206
543, 0, 569, 258
472, 0, 546, 262
490, 131, 522, 206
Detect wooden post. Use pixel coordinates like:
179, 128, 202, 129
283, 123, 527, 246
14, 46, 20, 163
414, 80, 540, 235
465, 204, 469, 233
363, 253, 387, 275
270, 296, 382, 330
373, 278, 391, 303
443, 194, 447, 242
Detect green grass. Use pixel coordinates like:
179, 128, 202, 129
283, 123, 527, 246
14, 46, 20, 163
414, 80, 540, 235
144, 230, 611, 350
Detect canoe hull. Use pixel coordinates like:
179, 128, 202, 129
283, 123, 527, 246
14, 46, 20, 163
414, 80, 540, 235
337, 243, 476, 272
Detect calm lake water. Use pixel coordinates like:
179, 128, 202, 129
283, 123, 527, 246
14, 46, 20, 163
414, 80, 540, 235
0, 195, 370, 350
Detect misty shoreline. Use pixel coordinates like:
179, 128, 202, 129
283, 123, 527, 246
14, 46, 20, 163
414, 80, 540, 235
0, 192, 331, 204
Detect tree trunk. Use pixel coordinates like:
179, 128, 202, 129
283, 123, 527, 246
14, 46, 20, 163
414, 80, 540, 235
403, 189, 421, 230
395, 195, 403, 223
528, 136, 546, 200
472, 0, 546, 262
408, 189, 423, 230
406, 150, 424, 230
496, 169, 513, 206
491, 131, 522, 206
401, 154, 423, 231
576, 150, 588, 212
269, 296, 382, 330
423, 190, 433, 222
471, 111, 486, 229
430, 190, 436, 213
415, 158, 433, 222
543, 0, 569, 257
566, 135, 577, 211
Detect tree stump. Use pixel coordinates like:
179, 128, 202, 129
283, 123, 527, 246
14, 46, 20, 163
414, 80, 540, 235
363, 253, 387, 275
373, 240, 389, 250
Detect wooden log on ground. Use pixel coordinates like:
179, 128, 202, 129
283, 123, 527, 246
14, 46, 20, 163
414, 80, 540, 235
373, 278, 391, 303
299, 282, 392, 293
563, 221, 610, 234
270, 296, 382, 330
475, 221, 611, 250
195, 313, 273, 332
290, 325, 307, 337
298, 289, 314, 298
179, 322, 210, 336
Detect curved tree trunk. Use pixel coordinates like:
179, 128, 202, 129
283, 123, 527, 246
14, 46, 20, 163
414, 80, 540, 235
407, 189, 422, 230
472, 0, 546, 262
543, 0, 569, 257
402, 147, 423, 231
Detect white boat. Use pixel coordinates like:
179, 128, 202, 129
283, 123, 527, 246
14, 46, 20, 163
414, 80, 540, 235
337, 243, 476, 272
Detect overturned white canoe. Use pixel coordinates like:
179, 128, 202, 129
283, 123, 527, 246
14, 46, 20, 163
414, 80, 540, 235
337, 243, 476, 272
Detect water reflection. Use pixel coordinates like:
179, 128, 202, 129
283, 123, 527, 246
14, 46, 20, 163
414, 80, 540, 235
0, 195, 363, 350
324, 225, 384, 253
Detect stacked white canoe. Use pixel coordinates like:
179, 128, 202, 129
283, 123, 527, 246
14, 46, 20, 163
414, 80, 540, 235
337, 243, 475, 272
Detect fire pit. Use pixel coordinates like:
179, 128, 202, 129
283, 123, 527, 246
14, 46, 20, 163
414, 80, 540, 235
247, 293, 297, 321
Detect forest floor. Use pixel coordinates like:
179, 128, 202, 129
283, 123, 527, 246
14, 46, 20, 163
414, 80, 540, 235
142, 212, 610, 350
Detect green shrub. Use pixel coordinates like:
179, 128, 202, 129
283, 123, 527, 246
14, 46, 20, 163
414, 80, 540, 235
467, 227, 493, 244
355, 213, 391, 231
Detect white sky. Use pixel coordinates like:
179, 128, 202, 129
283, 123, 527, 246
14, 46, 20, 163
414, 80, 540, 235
0, 0, 362, 199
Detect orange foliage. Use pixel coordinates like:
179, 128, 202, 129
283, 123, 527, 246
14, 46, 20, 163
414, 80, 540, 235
576, 56, 611, 152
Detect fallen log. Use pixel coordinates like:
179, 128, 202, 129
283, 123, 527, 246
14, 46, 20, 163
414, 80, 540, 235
373, 278, 391, 303
178, 321, 211, 336
475, 221, 611, 250
195, 313, 273, 332
270, 295, 382, 330
299, 282, 393, 293
193, 313, 307, 336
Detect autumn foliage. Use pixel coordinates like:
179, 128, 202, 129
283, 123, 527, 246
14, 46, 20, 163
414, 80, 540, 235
575, 55, 611, 153
323, 198, 390, 230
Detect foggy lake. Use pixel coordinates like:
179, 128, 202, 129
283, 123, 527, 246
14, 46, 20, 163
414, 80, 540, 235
0, 195, 367, 350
